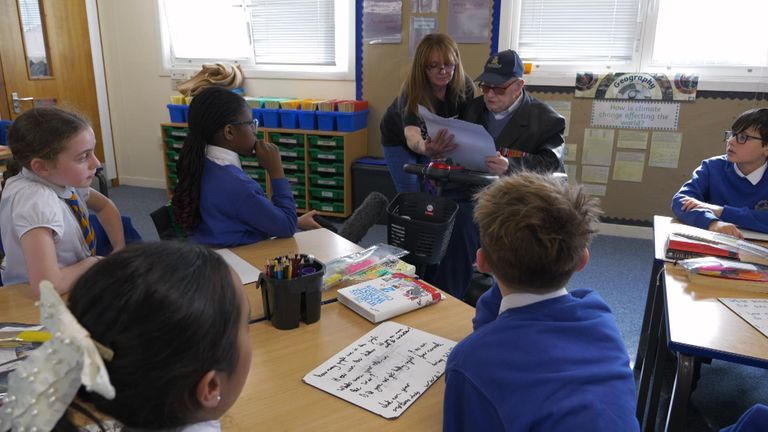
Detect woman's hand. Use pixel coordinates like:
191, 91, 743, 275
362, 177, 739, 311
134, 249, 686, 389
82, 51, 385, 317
708, 220, 744, 239
298, 210, 322, 230
680, 197, 723, 217
485, 152, 509, 175
254, 139, 285, 179
425, 128, 457, 158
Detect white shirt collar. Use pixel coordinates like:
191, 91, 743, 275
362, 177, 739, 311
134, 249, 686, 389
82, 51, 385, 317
498, 287, 569, 315
206, 145, 242, 169
733, 161, 767, 186
490, 90, 525, 120
20, 167, 76, 199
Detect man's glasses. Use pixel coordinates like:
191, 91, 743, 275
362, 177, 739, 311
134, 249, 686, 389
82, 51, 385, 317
724, 130, 764, 144
230, 119, 259, 131
478, 80, 518, 96
426, 63, 456, 73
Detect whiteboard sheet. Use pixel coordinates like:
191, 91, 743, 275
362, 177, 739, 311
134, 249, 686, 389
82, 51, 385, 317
719, 298, 768, 339
303, 321, 456, 418
215, 249, 261, 285
418, 105, 497, 172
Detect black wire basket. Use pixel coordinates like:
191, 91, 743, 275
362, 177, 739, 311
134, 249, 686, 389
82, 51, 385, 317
386, 192, 459, 266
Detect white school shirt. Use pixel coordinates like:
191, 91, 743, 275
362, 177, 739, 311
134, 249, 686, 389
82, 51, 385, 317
498, 287, 569, 315
0, 168, 91, 286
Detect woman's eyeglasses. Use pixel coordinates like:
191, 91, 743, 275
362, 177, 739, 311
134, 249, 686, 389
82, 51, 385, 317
478, 80, 518, 96
426, 63, 456, 73
230, 119, 259, 131
724, 130, 764, 144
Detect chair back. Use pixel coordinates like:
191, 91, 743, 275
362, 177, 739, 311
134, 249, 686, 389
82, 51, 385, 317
150, 203, 186, 240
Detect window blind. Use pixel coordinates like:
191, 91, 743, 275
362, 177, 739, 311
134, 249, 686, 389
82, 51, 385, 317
247, 0, 335, 65
518, 0, 640, 63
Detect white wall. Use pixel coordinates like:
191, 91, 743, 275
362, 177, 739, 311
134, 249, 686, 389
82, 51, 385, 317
97, 1, 356, 188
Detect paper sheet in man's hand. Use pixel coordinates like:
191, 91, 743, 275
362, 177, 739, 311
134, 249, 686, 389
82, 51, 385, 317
418, 105, 497, 172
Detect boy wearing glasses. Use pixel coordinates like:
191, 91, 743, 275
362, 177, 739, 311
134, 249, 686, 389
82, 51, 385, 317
672, 108, 768, 237
462, 50, 565, 175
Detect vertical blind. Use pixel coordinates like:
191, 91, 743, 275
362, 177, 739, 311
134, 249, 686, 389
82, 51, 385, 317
518, 0, 640, 63
247, 0, 335, 65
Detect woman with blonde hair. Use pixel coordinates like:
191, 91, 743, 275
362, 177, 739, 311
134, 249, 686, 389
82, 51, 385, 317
380, 33, 474, 192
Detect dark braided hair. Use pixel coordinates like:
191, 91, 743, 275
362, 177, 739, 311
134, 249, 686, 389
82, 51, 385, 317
171, 86, 249, 232
1, 107, 89, 191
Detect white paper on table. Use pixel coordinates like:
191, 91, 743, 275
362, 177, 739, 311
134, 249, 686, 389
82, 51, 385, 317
215, 249, 261, 285
719, 298, 768, 339
418, 105, 497, 172
303, 321, 456, 419
742, 229, 768, 242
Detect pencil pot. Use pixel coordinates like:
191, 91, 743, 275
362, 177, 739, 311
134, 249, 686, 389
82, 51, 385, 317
259, 260, 325, 330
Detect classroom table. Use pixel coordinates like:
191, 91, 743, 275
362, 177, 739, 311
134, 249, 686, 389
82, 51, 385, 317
0, 228, 475, 431
232, 228, 362, 319
222, 293, 475, 431
0, 228, 363, 324
636, 217, 768, 431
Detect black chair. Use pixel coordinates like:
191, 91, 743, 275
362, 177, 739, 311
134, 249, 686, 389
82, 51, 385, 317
150, 203, 186, 241
94, 167, 109, 196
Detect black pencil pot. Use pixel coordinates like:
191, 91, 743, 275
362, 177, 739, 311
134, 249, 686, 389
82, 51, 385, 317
259, 261, 325, 330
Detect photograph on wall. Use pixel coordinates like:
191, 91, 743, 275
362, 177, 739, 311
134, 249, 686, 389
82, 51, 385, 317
363, 0, 403, 44
575, 72, 698, 101
409, 16, 437, 56
412, 0, 438, 13
447, 0, 489, 43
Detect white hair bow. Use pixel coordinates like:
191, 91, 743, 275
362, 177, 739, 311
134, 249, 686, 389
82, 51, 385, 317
0, 281, 115, 431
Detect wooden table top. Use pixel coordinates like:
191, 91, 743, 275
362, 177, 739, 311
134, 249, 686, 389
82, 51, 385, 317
222, 294, 475, 431
0, 228, 363, 324
664, 263, 768, 365
653, 216, 768, 365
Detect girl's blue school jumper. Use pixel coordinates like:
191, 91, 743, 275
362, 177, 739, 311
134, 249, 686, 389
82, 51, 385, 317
672, 156, 768, 233
444, 284, 639, 432
191, 159, 297, 247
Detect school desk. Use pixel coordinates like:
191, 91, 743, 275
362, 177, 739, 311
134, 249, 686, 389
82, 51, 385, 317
0, 282, 40, 324
223, 292, 475, 431
0, 228, 363, 324
636, 216, 768, 431
231, 228, 362, 320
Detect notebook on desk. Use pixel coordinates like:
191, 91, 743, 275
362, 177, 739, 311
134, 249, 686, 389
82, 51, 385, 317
719, 298, 768, 339
303, 321, 456, 419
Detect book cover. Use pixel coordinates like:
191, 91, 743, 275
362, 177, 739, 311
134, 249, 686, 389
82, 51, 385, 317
669, 223, 768, 266
303, 321, 456, 419
665, 233, 739, 260
337, 273, 441, 323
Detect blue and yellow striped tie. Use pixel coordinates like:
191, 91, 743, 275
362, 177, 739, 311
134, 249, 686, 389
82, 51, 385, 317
63, 193, 96, 256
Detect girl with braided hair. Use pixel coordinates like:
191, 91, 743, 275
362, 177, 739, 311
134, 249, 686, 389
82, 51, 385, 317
172, 86, 319, 246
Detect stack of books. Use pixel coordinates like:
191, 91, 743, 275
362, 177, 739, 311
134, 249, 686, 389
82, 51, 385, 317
666, 224, 768, 266
665, 233, 740, 261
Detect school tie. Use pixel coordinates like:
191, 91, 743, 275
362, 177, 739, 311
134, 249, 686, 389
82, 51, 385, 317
63, 193, 96, 256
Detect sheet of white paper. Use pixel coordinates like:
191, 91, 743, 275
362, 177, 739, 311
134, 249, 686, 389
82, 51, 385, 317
303, 321, 457, 419
742, 229, 768, 242
418, 105, 497, 172
719, 298, 768, 339
215, 249, 261, 285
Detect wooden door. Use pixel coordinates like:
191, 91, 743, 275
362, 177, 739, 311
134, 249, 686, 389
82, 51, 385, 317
0, 0, 104, 162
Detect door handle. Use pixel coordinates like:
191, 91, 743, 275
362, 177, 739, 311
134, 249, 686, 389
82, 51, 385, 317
11, 92, 34, 114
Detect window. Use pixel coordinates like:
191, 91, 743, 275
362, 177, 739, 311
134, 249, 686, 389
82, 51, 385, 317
158, 0, 353, 80
500, 0, 768, 89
